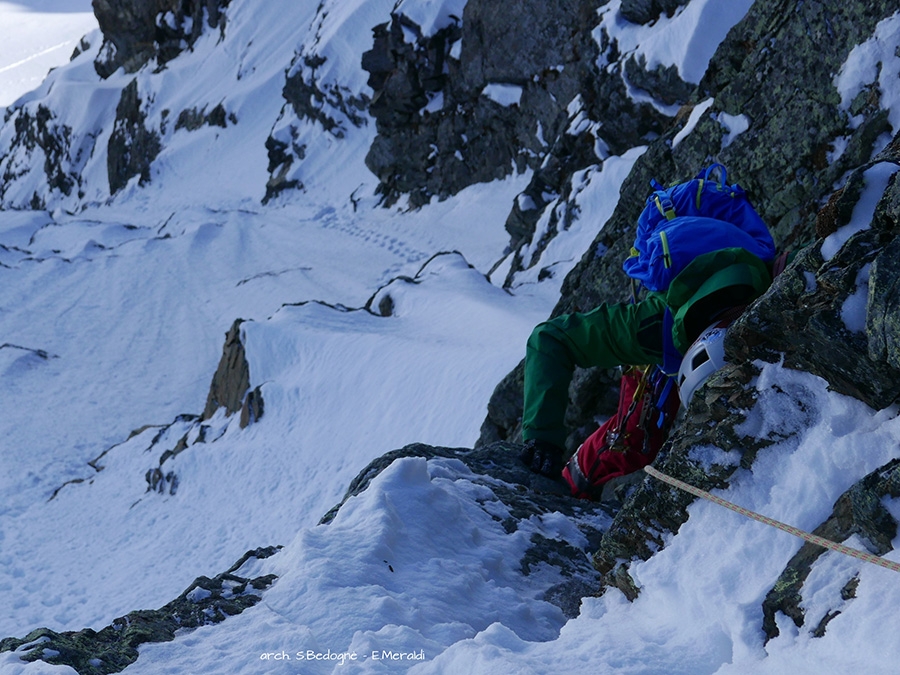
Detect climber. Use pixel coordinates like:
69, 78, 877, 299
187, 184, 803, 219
520, 165, 781, 478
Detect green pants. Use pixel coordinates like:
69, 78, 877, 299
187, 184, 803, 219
522, 295, 666, 449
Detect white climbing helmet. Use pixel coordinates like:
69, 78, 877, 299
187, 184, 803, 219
677, 320, 730, 403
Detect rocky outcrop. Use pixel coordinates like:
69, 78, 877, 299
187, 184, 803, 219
0, 547, 279, 675
202, 319, 252, 420
0, 105, 79, 208
174, 103, 235, 132
139, 320, 261, 493
283, 57, 370, 139
56, 319, 263, 501
93, 0, 231, 78
696, 1, 895, 246
107, 79, 161, 195
322, 441, 612, 620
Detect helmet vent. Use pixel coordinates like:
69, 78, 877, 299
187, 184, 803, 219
691, 350, 710, 369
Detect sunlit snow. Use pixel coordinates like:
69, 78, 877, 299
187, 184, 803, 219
2, 1, 900, 674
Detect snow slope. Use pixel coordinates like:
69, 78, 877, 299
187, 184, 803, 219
2, 1, 900, 674
0, 0, 97, 108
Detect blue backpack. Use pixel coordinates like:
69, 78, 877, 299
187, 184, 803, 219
623, 164, 776, 292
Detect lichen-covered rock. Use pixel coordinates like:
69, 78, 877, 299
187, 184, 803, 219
728, 150, 900, 410
696, 1, 895, 245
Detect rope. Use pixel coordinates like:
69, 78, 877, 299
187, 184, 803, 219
643, 464, 900, 574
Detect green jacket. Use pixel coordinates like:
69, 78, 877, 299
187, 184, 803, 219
522, 248, 772, 449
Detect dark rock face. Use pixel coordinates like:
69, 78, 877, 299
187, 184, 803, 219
361, 11, 523, 209
0, 547, 279, 675
200, 318, 264, 428
92, 0, 231, 78
619, 0, 689, 24
107, 79, 161, 194
727, 233, 900, 408
361, 0, 676, 224
867, 236, 900, 370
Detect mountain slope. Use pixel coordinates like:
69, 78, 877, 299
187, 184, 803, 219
2, 0, 900, 674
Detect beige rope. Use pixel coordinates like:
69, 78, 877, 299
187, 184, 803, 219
643, 464, 900, 574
